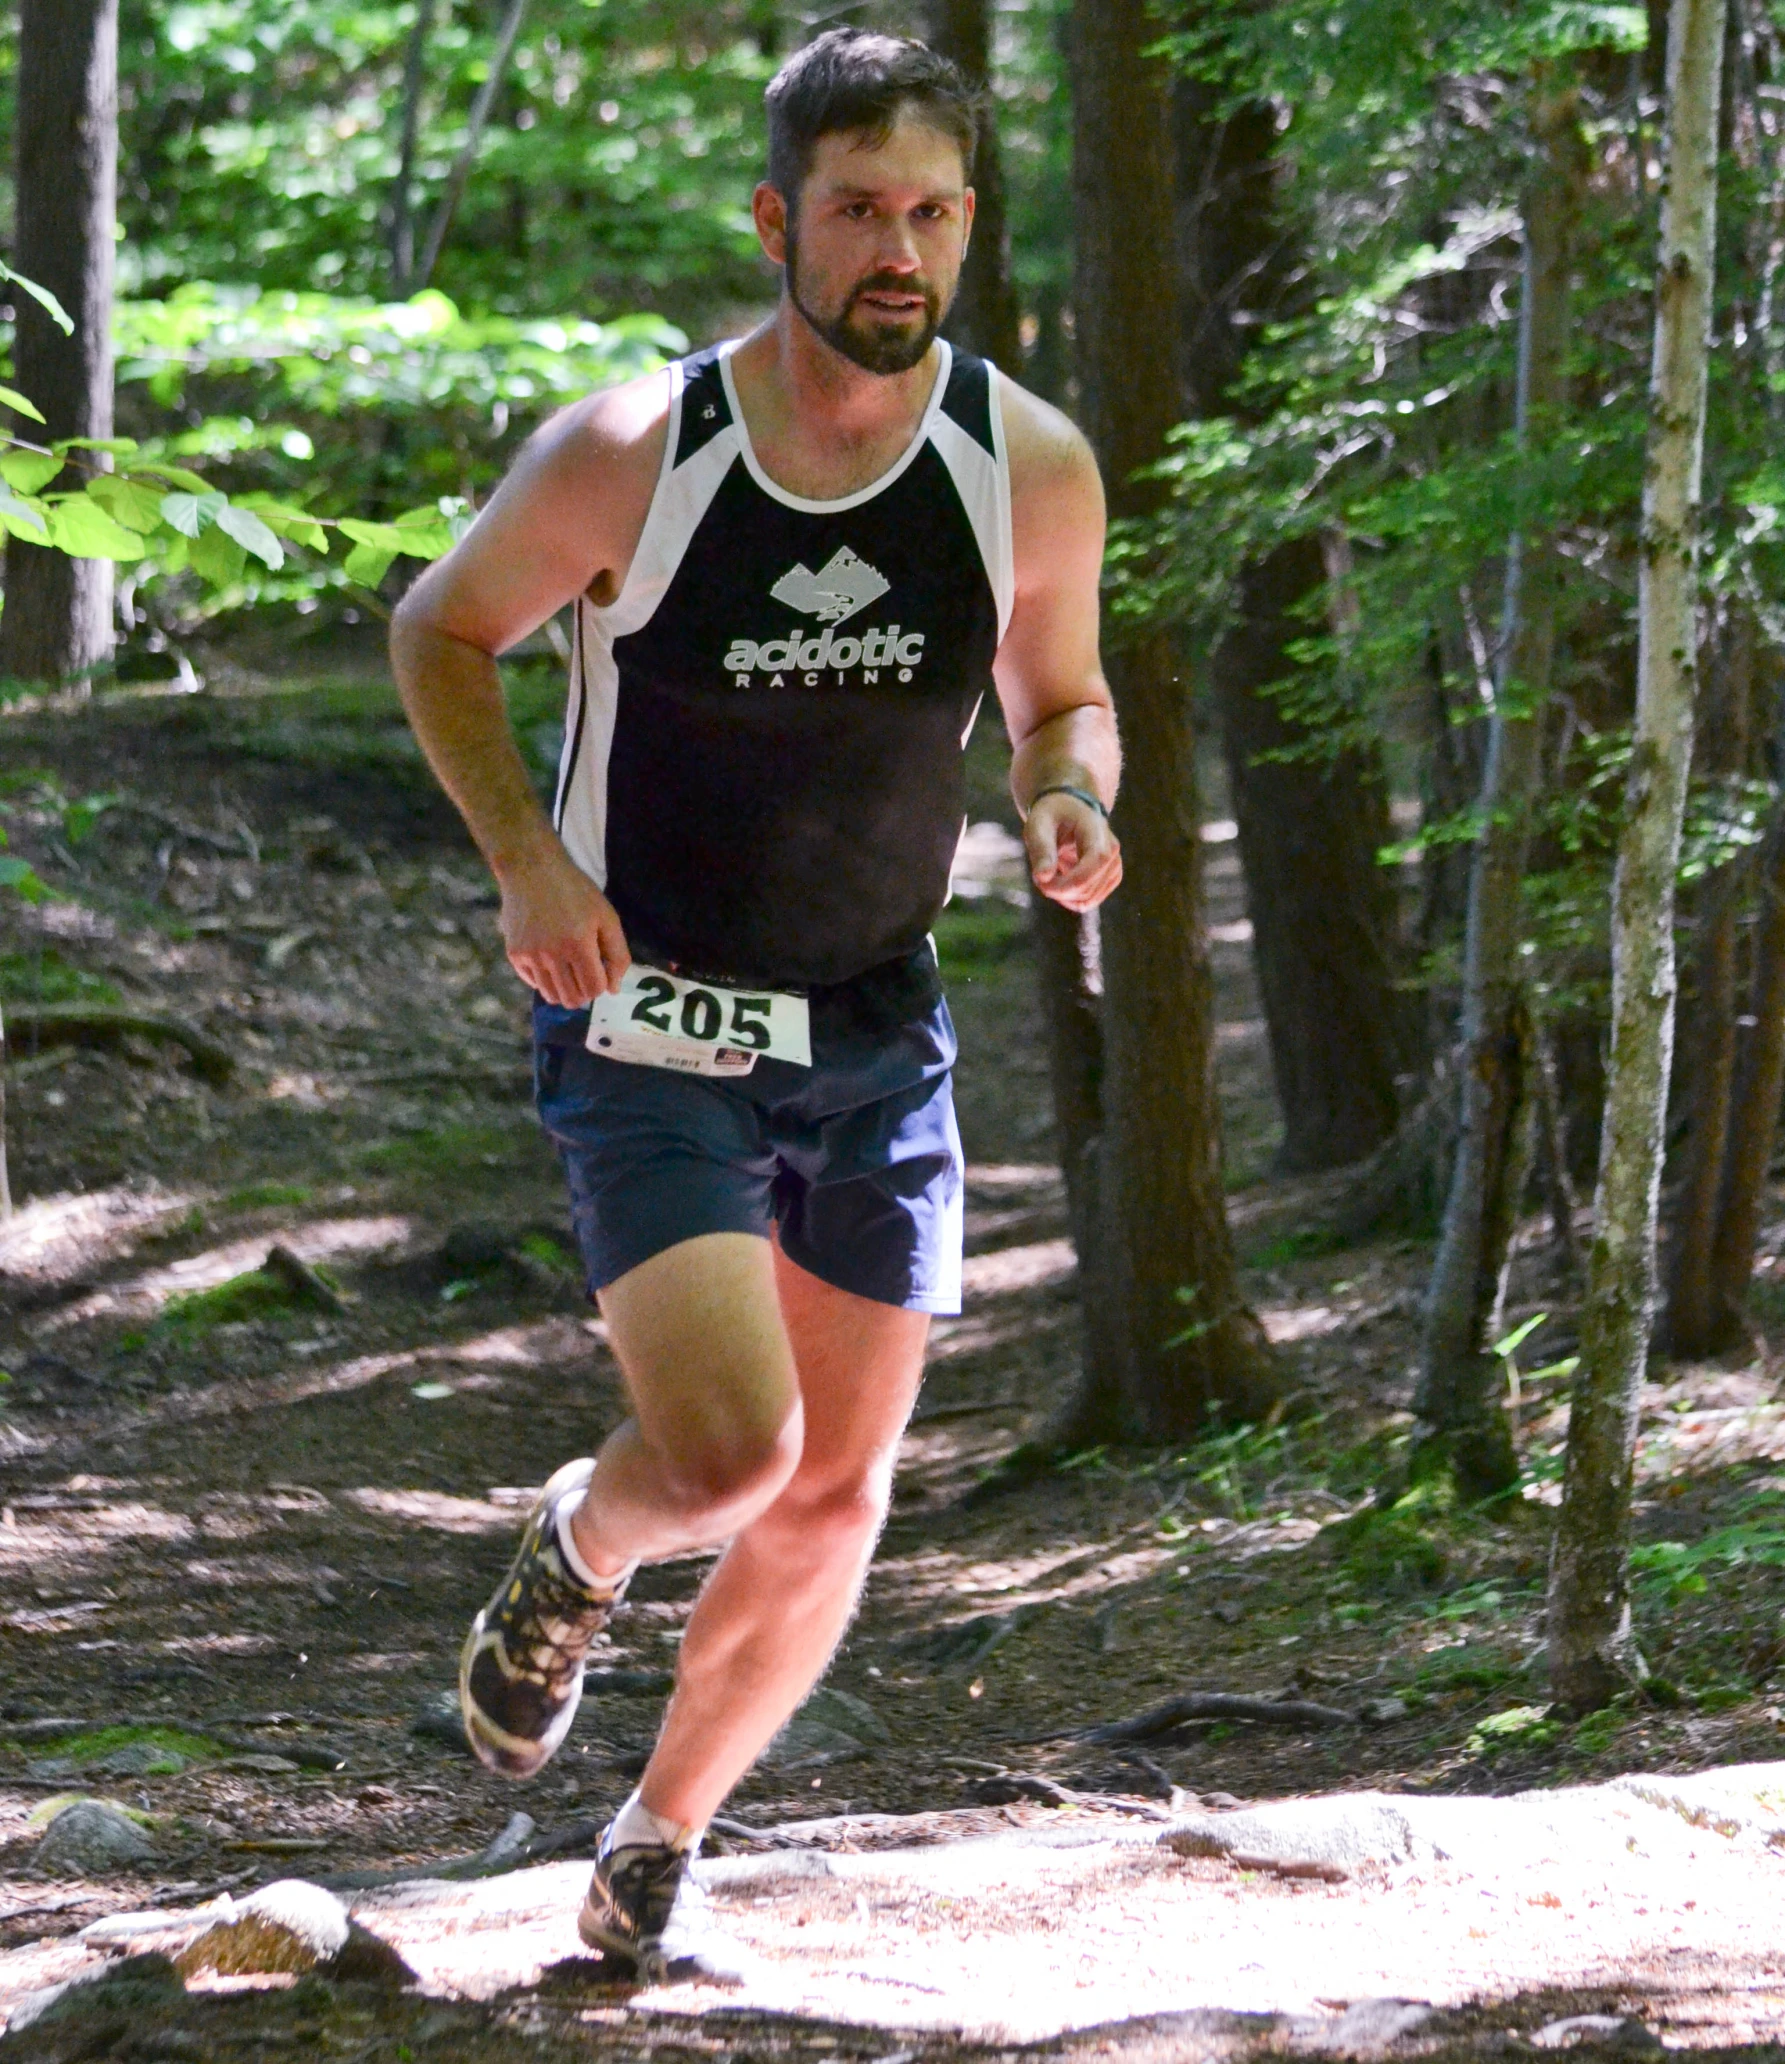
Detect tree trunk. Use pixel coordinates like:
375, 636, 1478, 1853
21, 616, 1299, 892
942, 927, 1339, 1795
410, 0, 530, 296
1703, 796, 1785, 1344
1549, 0, 1726, 1713
928, 0, 1106, 1262
1414, 76, 1587, 1497
1212, 538, 1408, 1170
0, 1000, 11, 1218
390, 0, 437, 294
1667, 600, 1754, 1353
1173, 79, 1409, 1174
1067, 0, 1279, 1435
0, 0, 118, 687
927, 0, 1023, 373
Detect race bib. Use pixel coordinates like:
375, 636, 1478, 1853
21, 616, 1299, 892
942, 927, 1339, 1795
585, 963, 812, 1078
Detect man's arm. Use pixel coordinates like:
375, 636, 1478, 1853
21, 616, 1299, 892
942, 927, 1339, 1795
993, 387, 1123, 915
389, 374, 668, 1005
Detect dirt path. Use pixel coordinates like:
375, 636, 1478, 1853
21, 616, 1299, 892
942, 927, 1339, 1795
4, 667, 1785, 2058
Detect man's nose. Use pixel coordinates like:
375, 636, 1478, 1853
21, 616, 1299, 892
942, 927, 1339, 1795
872, 219, 923, 272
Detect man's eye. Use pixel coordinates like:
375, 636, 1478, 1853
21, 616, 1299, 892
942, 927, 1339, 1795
845, 202, 874, 220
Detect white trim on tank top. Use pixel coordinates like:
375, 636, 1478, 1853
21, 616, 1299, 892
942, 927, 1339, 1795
716, 336, 954, 515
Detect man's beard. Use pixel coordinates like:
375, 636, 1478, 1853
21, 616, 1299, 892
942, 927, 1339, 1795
786, 236, 947, 376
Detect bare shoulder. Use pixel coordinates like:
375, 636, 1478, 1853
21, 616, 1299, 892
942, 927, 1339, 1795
997, 376, 1103, 510
525, 364, 673, 499
997, 376, 1105, 588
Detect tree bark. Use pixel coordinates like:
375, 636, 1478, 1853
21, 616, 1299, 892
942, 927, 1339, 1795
0, 1001, 11, 1218
0, 0, 118, 686
1414, 76, 1587, 1497
410, 0, 530, 296
390, 0, 438, 295
928, 0, 1106, 1260
1067, 0, 1279, 1435
1212, 538, 1408, 1170
927, 0, 1023, 373
1173, 80, 1410, 1174
1703, 796, 1785, 1343
1549, 0, 1726, 1713
1667, 600, 1754, 1353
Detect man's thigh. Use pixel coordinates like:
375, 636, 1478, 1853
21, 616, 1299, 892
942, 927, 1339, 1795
595, 1230, 927, 1489
597, 1232, 800, 1465
771, 1238, 929, 1492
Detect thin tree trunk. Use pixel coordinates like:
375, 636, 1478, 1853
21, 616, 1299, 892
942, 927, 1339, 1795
928, 0, 1107, 1262
0, 0, 118, 686
1172, 80, 1411, 1174
411, 0, 530, 296
928, 0, 1023, 373
1668, 601, 1754, 1352
0, 1000, 11, 1218
1212, 538, 1408, 1170
390, 0, 437, 295
1414, 76, 1587, 1497
1704, 797, 1785, 1342
1549, 0, 1727, 1712
1067, 0, 1280, 1435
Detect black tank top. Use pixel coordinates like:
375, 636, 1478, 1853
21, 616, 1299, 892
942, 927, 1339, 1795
552, 339, 1014, 990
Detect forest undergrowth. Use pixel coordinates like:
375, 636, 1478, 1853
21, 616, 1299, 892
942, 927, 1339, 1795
1, 657, 1784, 1962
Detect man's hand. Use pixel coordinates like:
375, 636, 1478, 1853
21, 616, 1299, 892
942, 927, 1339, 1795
1025, 791, 1123, 913
499, 841, 632, 1006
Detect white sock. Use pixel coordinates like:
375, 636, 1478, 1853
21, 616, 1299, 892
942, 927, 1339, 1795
608, 1786, 697, 1855
553, 1490, 632, 1595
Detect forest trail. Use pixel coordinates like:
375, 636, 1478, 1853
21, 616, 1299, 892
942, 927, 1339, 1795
4, 666, 1785, 2059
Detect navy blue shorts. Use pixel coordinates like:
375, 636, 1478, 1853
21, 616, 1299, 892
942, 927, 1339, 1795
532, 951, 963, 1314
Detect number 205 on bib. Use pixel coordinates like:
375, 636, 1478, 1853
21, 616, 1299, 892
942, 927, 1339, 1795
585, 963, 812, 1077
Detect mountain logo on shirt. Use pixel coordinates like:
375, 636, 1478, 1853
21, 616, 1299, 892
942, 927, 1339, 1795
768, 546, 891, 626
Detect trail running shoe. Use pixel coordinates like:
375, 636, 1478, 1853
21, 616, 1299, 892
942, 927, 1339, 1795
458, 1456, 630, 1779
577, 1828, 746, 1986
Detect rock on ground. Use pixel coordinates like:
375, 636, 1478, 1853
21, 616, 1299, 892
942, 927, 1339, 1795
32, 1798, 155, 1873
175, 1880, 413, 1984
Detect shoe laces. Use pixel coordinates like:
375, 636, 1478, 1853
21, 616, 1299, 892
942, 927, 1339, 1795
603, 1841, 691, 1943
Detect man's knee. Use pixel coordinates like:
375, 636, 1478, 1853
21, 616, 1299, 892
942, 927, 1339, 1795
655, 1396, 803, 1527
758, 1460, 893, 1566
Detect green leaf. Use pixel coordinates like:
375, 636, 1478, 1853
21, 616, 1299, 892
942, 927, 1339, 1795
0, 261, 73, 335
1491, 1313, 1547, 1360
236, 500, 327, 553
49, 495, 151, 562
0, 484, 47, 538
53, 437, 140, 458
160, 490, 227, 538
341, 542, 397, 586
86, 475, 166, 534
129, 462, 213, 493
189, 523, 247, 588
0, 855, 47, 902
336, 518, 406, 551
0, 385, 46, 424
214, 500, 284, 570
0, 450, 65, 494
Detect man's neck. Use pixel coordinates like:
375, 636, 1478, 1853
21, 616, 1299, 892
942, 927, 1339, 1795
732, 297, 939, 445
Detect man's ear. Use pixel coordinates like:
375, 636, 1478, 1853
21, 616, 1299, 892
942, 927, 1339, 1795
753, 181, 791, 267
962, 184, 976, 260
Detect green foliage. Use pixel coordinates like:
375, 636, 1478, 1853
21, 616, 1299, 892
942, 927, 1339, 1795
0, 950, 120, 1008
1464, 1702, 1562, 1756
1629, 1495, 1785, 1602
224, 1180, 315, 1210
158, 1260, 337, 1331
1327, 1484, 1452, 1592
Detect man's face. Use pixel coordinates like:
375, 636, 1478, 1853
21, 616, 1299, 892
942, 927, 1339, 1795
755, 110, 974, 376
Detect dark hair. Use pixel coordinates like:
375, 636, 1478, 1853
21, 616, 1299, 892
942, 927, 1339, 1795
764, 29, 980, 213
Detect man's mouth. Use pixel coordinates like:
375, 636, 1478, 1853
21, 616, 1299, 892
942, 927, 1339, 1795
853, 285, 928, 317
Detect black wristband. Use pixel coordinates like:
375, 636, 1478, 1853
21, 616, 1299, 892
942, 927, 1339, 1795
1027, 782, 1110, 823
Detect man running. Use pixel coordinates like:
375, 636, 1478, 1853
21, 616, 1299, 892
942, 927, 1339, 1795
390, 27, 1121, 1983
